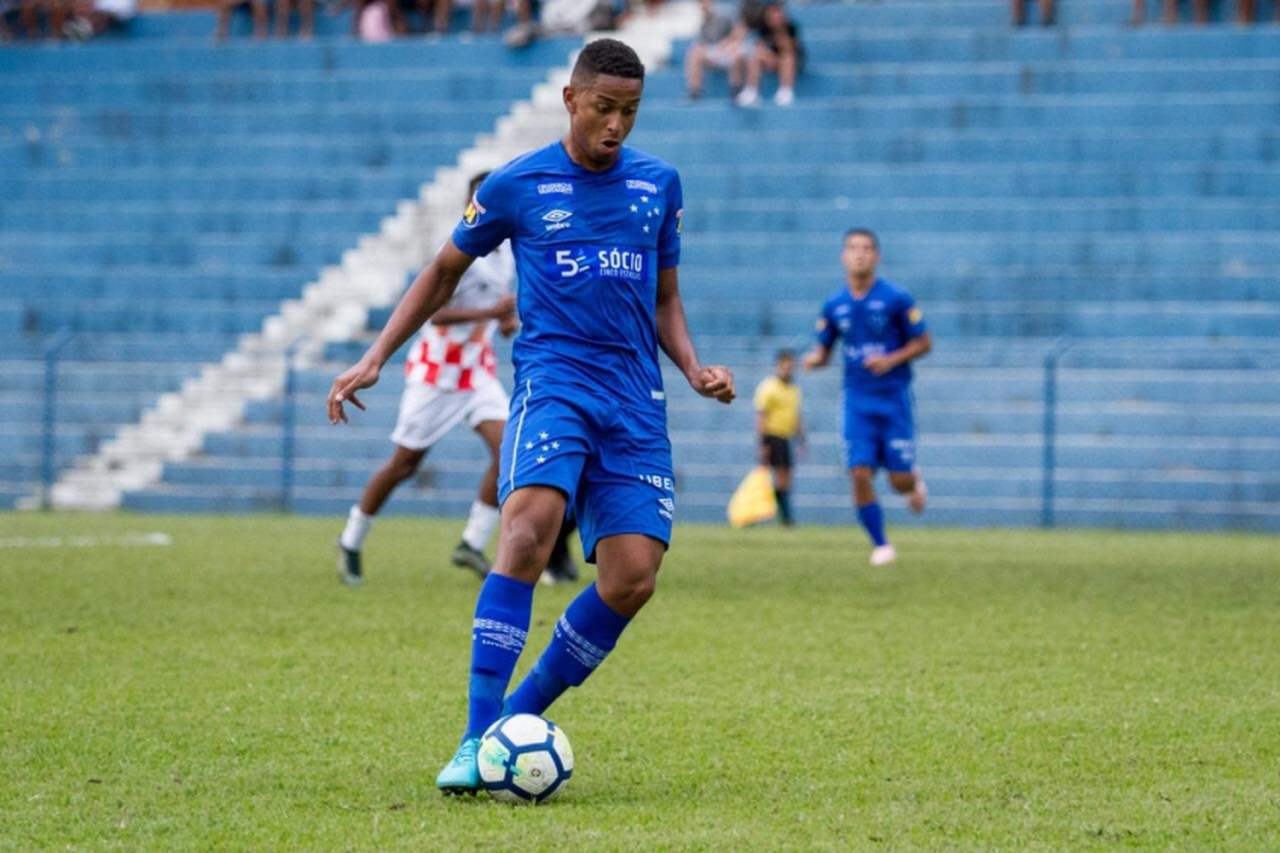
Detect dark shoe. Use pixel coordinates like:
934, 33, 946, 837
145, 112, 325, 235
451, 541, 491, 579
337, 544, 363, 587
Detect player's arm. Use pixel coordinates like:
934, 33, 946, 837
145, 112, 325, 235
802, 345, 830, 370
656, 266, 735, 404
326, 240, 477, 423
864, 331, 932, 376
430, 294, 516, 327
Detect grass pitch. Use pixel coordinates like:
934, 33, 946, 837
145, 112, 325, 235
1, 513, 1277, 849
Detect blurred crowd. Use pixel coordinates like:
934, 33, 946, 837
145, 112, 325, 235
1, 0, 136, 41
686, 0, 804, 106
1013, 0, 1278, 25
5, 0, 1274, 45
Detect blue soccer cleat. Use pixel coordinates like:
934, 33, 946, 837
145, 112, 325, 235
436, 737, 481, 795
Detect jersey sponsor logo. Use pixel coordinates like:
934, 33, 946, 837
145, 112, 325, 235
462, 196, 486, 228
542, 209, 574, 232
626, 179, 658, 194
639, 473, 674, 492
596, 247, 644, 280
834, 304, 851, 316
537, 182, 574, 195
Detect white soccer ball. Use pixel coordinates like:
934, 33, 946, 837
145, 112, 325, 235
477, 713, 574, 804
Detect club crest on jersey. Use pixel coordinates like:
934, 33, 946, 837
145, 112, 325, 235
462, 196, 486, 228
542, 209, 573, 232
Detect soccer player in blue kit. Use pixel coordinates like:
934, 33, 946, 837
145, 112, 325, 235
325, 39, 735, 794
803, 228, 931, 567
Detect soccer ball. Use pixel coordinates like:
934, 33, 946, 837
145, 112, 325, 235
477, 713, 574, 804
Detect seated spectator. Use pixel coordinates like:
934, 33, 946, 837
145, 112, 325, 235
64, 0, 135, 38
1011, 0, 1054, 25
8, 0, 69, 39
684, 0, 746, 101
354, 0, 393, 39
272, 0, 313, 37
1133, 0, 1274, 24
734, 0, 802, 108
215, 0, 268, 40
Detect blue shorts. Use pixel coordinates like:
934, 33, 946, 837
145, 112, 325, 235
843, 393, 916, 472
498, 378, 674, 563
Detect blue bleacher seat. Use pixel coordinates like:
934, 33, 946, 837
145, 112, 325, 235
3, 1, 1278, 529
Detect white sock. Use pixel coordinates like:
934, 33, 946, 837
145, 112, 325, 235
461, 500, 500, 552
340, 505, 373, 552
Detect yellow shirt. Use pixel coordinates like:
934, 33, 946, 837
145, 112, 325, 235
753, 376, 802, 438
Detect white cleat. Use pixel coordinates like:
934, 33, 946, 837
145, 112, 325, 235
869, 544, 897, 566
908, 479, 927, 514
734, 86, 760, 108
773, 86, 795, 107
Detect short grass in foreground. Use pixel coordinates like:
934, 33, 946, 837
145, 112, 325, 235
1, 513, 1277, 848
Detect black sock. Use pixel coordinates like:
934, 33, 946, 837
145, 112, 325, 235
774, 489, 793, 525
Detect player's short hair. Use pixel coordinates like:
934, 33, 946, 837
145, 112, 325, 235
843, 227, 880, 250
468, 171, 490, 196
775, 348, 796, 363
571, 38, 645, 86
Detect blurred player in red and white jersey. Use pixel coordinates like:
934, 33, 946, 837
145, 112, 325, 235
336, 173, 543, 586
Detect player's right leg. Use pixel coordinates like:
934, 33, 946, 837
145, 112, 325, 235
845, 410, 894, 565
337, 444, 425, 586
438, 380, 589, 794
436, 486, 566, 794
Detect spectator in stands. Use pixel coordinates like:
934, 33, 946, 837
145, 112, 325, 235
215, 0, 268, 39
64, 0, 135, 38
7, 0, 69, 39
1011, 0, 1054, 25
354, 0, 393, 39
272, 0, 313, 37
684, 0, 746, 101
734, 0, 802, 108
1133, 0, 1274, 24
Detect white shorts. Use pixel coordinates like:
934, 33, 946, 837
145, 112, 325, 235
390, 378, 509, 451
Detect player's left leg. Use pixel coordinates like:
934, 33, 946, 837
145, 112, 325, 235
883, 396, 926, 515
504, 533, 662, 717
504, 399, 671, 716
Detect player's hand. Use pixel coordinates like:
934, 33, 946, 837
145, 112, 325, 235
499, 314, 519, 337
757, 441, 770, 466
327, 359, 380, 424
863, 354, 896, 376
802, 350, 824, 371
491, 295, 517, 320
690, 365, 735, 404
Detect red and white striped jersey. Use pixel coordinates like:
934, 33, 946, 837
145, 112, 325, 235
405, 242, 515, 391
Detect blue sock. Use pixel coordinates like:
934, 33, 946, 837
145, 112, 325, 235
465, 573, 534, 740
857, 502, 887, 547
504, 582, 630, 717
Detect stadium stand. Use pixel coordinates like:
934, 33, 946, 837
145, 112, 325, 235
3, 1, 1278, 531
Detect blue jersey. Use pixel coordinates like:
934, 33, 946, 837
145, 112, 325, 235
451, 141, 683, 406
815, 278, 927, 408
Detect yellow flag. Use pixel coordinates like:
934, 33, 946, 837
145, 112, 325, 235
727, 467, 778, 528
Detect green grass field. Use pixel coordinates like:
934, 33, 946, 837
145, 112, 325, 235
2, 513, 1277, 849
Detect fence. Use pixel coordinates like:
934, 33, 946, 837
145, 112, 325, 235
12, 336, 1280, 531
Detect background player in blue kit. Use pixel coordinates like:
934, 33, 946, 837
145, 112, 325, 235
803, 229, 931, 567
326, 38, 735, 795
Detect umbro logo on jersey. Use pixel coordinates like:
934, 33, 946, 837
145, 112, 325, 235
542, 209, 573, 232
